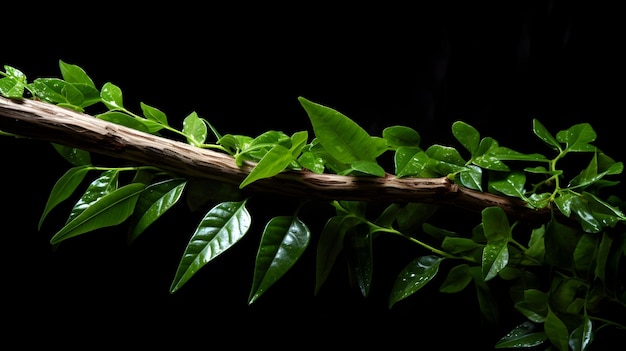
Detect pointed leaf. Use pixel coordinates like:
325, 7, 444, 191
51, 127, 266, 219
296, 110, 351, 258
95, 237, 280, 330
170, 200, 251, 293
248, 215, 310, 304
299, 96, 386, 163
545, 308, 570, 351
50, 183, 146, 245
128, 178, 187, 243
533, 119, 561, 151
39, 165, 92, 230
67, 170, 119, 223
495, 321, 548, 348
388, 255, 443, 308
452, 120, 480, 156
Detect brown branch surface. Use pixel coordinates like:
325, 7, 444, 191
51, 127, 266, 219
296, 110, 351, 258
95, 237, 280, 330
0, 96, 552, 222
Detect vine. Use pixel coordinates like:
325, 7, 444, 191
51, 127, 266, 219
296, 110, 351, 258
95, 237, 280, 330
1, 60, 624, 350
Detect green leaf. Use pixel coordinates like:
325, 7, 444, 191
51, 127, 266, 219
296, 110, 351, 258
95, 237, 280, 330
452, 120, 480, 156
100, 82, 124, 110
67, 169, 119, 223
545, 308, 570, 351
557, 123, 597, 153
489, 171, 526, 199
248, 215, 310, 304
39, 165, 92, 230
240, 131, 308, 188
170, 200, 251, 293
59, 60, 95, 87
96, 111, 150, 132
140, 102, 169, 126
482, 206, 511, 242
0, 65, 27, 98
30, 78, 84, 108
388, 255, 443, 308
441, 237, 482, 254
315, 215, 362, 295
395, 147, 433, 178
568, 314, 593, 351
299, 96, 386, 163
49, 182, 147, 245
382, 125, 421, 149
489, 146, 549, 162
533, 119, 561, 151
345, 160, 385, 177
346, 226, 373, 297
182, 111, 207, 146
128, 178, 187, 243
515, 289, 548, 323
495, 321, 548, 349
439, 263, 472, 293
482, 239, 509, 281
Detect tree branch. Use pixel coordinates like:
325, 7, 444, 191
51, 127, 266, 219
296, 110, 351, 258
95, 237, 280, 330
0, 96, 553, 222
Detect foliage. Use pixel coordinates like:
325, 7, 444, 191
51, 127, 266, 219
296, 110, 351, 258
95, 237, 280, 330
2, 60, 625, 350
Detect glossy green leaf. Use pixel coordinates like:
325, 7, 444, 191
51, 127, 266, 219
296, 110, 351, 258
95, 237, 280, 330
439, 263, 472, 293
482, 239, 509, 281
442, 237, 482, 255
39, 165, 92, 230
0, 65, 27, 98
345, 160, 385, 177
458, 164, 483, 191
67, 169, 119, 223
482, 206, 511, 241
569, 314, 593, 351
100, 82, 124, 110
388, 255, 443, 308
96, 111, 150, 133
472, 154, 510, 171
128, 178, 187, 243
182, 111, 207, 146
515, 289, 548, 323
346, 226, 373, 297
489, 171, 526, 198
170, 200, 251, 293
299, 96, 386, 163
59, 60, 95, 87
395, 147, 432, 178
557, 123, 597, 153
140, 102, 169, 126
481, 207, 510, 280
489, 146, 548, 162
533, 119, 561, 151
495, 321, 547, 348
545, 308, 570, 351
30, 78, 84, 107
249, 215, 310, 304
382, 125, 421, 149
452, 120, 480, 156
50, 182, 146, 245
240, 131, 308, 188
315, 215, 362, 295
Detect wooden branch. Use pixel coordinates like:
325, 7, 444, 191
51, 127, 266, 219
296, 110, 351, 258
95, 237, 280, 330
0, 96, 553, 222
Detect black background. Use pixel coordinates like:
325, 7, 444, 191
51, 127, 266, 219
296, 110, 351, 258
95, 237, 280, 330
2, 2, 624, 349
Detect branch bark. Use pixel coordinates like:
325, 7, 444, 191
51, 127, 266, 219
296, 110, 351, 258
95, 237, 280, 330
0, 96, 552, 222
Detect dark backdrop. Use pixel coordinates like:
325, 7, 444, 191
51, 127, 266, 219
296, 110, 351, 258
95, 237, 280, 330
2, 2, 624, 349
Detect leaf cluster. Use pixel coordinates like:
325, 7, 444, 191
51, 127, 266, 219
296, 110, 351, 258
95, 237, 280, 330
2, 61, 625, 350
